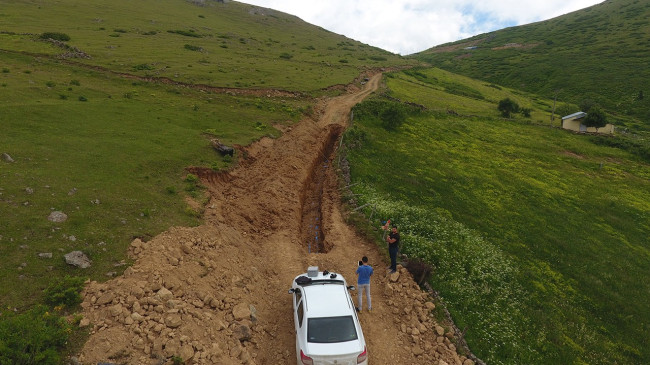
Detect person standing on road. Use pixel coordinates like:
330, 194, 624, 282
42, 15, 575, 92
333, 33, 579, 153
356, 256, 373, 312
386, 225, 400, 273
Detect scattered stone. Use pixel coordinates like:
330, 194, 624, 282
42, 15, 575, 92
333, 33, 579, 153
131, 312, 144, 323
95, 292, 114, 306
79, 317, 90, 328
48, 211, 68, 223
64, 251, 91, 268
435, 325, 445, 336
68, 188, 77, 196
233, 322, 252, 342
38, 252, 53, 259
165, 314, 182, 328
232, 303, 251, 321
25, 187, 34, 194
180, 344, 195, 361
1, 153, 14, 162
156, 287, 173, 302
412, 345, 424, 356
389, 271, 400, 282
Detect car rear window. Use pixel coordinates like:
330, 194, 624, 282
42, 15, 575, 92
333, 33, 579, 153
307, 316, 358, 343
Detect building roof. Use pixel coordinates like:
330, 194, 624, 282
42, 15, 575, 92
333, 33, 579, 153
562, 111, 587, 120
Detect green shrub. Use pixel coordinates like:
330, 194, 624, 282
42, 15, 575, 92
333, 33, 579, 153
133, 63, 154, 71
184, 173, 198, 184
343, 126, 367, 149
279, 52, 293, 60
0, 305, 71, 364
78, 96, 87, 102
498, 98, 520, 118
39, 32, 70, 42
184, 44, 203, 52
43, 275, 86, 308
167, 29, 202, 38
1, 68, 9, 73
584, 106, 608, 129
45, 81, 55, 88
380, 106, 406, 131
69, 79, 80, 86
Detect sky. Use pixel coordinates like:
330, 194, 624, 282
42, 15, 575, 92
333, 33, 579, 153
236, 0, 604, 55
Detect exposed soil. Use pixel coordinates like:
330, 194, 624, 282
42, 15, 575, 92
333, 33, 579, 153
76, 73, 472, 365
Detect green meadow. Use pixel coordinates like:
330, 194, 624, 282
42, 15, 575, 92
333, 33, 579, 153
344, 69, 650, 364
0, 0, 411, 92
0, 50, 311, 309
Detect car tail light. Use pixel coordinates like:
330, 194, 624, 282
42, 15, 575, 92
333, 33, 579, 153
357, 346, 368, 363
300, 350, 314, 365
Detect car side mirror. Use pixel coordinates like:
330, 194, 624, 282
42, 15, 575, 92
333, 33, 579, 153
288, 288, 295, 294
347, 285, 356, 291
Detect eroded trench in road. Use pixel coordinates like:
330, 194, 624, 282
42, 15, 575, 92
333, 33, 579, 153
299, 125, 343, 253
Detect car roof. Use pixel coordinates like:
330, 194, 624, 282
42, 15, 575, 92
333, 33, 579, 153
302, 281, 354, 318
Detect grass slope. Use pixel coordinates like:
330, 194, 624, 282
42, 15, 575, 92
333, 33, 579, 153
412, 0, 650, 130
0, 50, 309, 309
0, 0, 411, 92
344, 69, 650, 364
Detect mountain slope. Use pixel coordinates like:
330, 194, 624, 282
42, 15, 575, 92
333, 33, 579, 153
412, 0, 650, 129
0, 0, 411, 92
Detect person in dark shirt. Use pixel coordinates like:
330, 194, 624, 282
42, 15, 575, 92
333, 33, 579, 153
386, 225, 400, 273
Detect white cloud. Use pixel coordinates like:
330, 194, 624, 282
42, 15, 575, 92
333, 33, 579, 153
237, 0, 604, 55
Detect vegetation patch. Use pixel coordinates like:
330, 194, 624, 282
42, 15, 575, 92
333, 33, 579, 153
344, 76, 650, 364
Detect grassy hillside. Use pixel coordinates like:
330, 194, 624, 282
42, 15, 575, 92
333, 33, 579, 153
412, 0, 650, 130
0, 0, 411, 92
343, 68, 650, 364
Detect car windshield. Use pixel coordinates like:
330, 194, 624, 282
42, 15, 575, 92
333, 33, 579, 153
307, 316, 358, 343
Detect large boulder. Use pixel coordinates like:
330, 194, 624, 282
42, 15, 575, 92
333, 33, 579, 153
48, 211, 68, 223
64, 251, 91, 268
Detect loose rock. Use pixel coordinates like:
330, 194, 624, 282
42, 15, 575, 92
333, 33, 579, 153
64, 251, 91, 268
48, 211, 68, 223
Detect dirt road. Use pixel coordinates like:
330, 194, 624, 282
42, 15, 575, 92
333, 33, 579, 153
77, 73, 471, 365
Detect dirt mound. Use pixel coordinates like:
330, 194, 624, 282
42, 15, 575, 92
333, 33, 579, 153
77, 73, 473, 365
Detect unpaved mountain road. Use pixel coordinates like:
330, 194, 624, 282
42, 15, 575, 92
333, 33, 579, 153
77, 73, 472, 365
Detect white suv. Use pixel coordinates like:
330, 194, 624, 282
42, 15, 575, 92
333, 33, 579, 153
288, 267, 368, 365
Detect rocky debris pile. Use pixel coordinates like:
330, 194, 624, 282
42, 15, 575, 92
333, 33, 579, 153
386, 268, 475, 365
78, 226, 263, 364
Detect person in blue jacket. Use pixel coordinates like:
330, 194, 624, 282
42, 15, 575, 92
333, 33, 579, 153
356, 256, 374, 312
